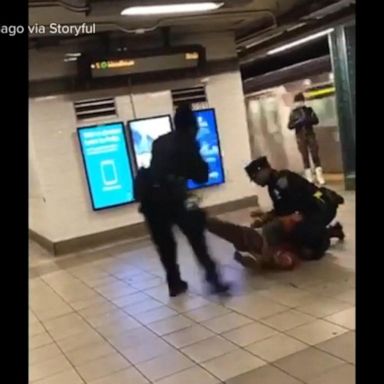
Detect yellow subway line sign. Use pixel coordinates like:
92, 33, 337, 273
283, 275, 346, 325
305, 86, 335, 98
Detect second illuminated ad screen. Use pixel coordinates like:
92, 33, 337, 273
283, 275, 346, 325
127, 109, 225, 189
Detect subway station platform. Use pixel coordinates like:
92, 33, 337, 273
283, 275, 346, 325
29, 190, 355, 384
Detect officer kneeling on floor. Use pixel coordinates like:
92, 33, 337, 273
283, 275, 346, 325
245, 156, 345, 261
134, 103, 230, 298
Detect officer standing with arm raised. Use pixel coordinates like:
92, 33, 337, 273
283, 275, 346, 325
134, 104, 230, 297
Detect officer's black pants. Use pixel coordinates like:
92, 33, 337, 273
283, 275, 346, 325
143, 202, 219, 289
291, 205, 337, 260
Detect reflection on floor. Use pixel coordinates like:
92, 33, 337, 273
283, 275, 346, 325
29, 191, 355, 384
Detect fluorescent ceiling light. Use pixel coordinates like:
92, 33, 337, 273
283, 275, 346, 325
121, 2, 223, 16
286, 22, 307, 32
267, 28, 334, 55
64, 57, 78, 62
65, 52, 81, 57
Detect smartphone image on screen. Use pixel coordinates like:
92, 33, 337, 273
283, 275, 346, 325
100, 160, 118, 186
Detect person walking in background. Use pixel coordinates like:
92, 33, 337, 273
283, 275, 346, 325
288, 92, 325, 185
134, 103, 230, 298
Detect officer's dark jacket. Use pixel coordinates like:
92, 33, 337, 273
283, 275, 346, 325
151, 131, 208, 184
134, 131, 208, 204
288, 106, 319, 133
267, 170, 325, 217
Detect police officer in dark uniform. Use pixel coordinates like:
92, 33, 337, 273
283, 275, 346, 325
134, 104, 230, 297
244, 156, 345, 260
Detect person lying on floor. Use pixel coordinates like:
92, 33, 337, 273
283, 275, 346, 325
207, 211, 347, 271
206, 212, 335, 271
206, 215, 299, 271
206, 159, 346, 271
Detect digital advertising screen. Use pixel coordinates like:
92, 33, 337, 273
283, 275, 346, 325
188, 108, 225, 189
127, 115, 173, 169
77, 122, 135, 210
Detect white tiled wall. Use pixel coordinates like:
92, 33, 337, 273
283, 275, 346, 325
246, 87, 303, 173
29, 70, 255, 242
245, 76, 340, 175
29, 30, 256, 242
29, 132, 52, 238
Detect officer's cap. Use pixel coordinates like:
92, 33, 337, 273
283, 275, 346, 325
245, 156, 271, 178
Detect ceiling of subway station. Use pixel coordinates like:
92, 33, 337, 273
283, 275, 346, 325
29, 0, 307, 34
29, 0, 354, 46
28, 0, 355, 88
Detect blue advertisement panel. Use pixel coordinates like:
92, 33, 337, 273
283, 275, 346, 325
77, 122, 135, 210
127, 115, 173, 169
188, 109, 225, 189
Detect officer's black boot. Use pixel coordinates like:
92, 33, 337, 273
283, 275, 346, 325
210, 281, 231, 296
183, 215, 231, 296
209, 280, 231, 296
166, 267, 188, 297
205, 269, 231, 296
168, 279, 189, 297
194, 249, 231, 296
327, 222, 345, 241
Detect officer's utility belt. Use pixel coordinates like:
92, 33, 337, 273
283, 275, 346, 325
313, 187, 344, 208
313, 187, 344, 206
313, 190, 325, 204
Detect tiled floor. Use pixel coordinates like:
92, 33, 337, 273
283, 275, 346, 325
29, 189, 355, 383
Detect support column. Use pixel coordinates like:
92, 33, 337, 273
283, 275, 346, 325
328, 23, 356, 190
